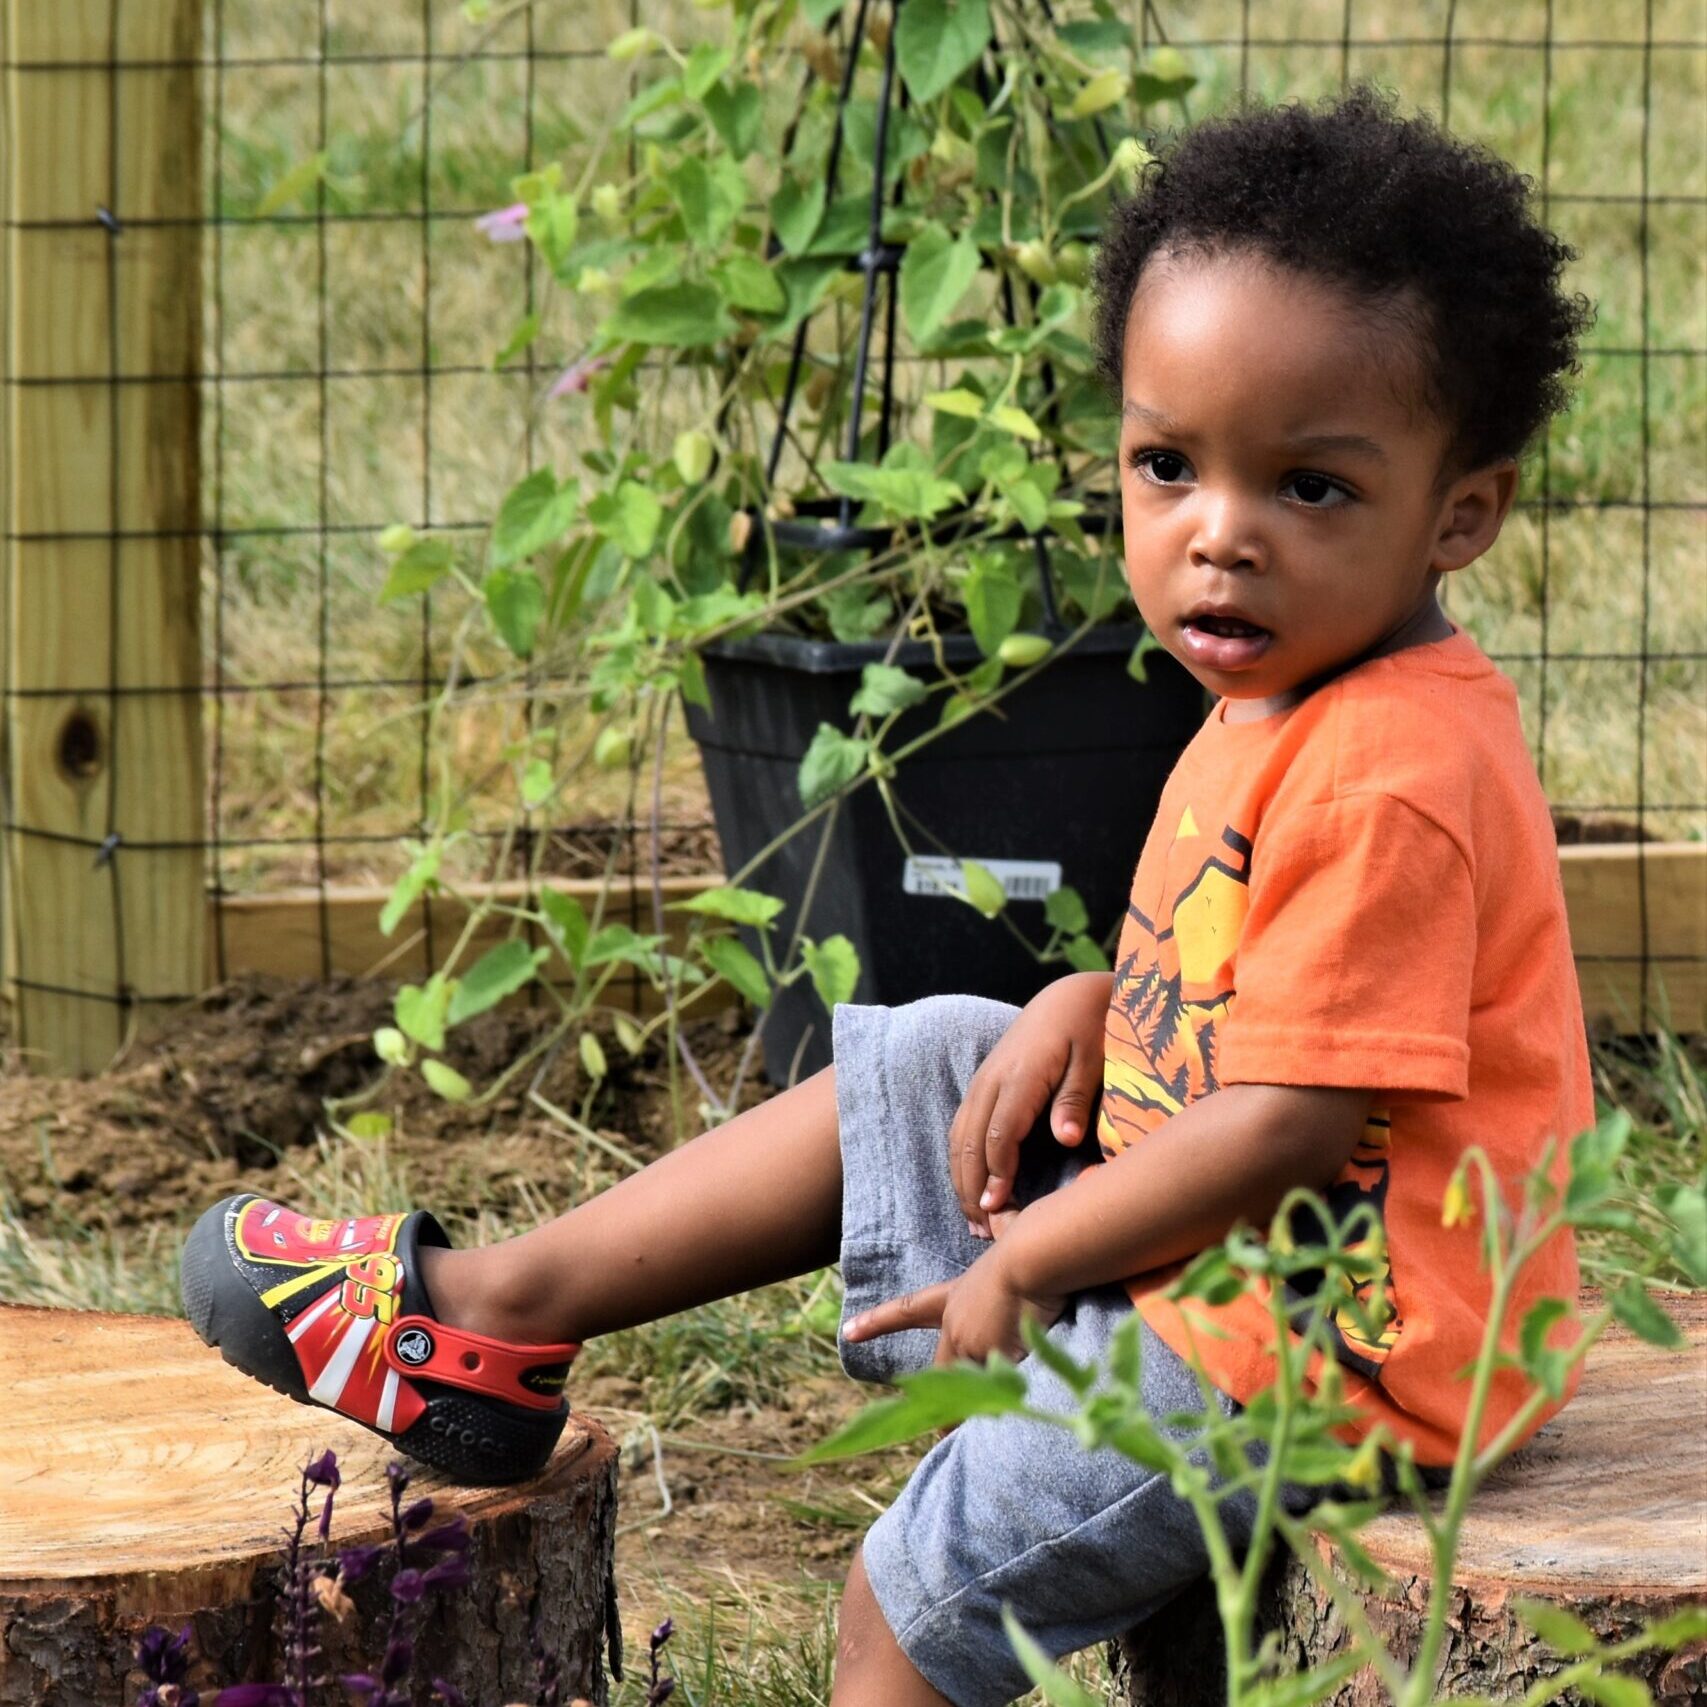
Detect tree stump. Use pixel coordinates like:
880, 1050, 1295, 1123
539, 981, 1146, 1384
0, 1306, 620, 1706
1114, 1295, 1707, 1706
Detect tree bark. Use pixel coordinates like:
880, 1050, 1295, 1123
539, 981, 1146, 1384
0, 1306, 620, 1706
1113, 1296, 1706, 1706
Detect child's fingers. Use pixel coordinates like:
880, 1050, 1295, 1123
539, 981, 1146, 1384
1049, 1039, 1101, 1147
978, 1073, 1048, 1213
949, 1070, 1002, 1221
843, 1281, 952, 1343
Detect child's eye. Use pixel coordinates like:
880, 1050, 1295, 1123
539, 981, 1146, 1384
1128, 448, 1192, 485
1283, 471, 1354, 508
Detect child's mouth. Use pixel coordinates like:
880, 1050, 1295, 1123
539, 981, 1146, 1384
1180, 613, 1273, 671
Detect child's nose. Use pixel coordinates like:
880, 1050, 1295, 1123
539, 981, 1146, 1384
1186, 491, 1266, 573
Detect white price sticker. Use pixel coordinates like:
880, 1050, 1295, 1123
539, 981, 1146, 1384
902, 855, 1063, 903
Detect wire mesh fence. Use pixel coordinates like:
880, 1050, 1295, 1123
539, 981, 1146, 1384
2, 0, 1703, 1067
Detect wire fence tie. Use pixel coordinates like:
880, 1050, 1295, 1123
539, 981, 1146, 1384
93, 830, 122, 869
94, 205, 122, 237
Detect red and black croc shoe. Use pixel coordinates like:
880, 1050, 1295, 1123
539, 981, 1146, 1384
180, 1193, 579, 1485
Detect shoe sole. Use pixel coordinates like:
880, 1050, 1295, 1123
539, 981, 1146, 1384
180, 1196, 564, 1485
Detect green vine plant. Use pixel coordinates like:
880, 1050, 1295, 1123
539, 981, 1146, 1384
800, 1108, 1707, 1705
350, 0, 1198, 1130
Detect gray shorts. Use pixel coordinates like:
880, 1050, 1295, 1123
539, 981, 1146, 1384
833, 995, 1282, 1707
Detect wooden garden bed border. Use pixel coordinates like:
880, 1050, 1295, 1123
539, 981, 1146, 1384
209, 843, 1707, 1034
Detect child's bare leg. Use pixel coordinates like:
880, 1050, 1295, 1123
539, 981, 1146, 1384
418, 1065, 842, 1346
833, 1548, 954, 1707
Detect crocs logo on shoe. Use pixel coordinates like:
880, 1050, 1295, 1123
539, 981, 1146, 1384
428, 1414, 500, 1453
394, 1326, 435, 1367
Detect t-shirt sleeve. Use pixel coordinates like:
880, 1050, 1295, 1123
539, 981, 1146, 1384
1215, 791, 1475, 1099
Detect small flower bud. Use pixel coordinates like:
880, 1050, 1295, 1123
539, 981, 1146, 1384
591, 182, 622, 223
672, 429, 714, 485
727, 509, 754, 555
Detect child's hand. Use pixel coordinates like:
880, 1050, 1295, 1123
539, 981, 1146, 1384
949, 970, 1112, 1237
843, 1218, 1068, 1367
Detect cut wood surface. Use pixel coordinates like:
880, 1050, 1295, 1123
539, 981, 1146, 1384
1115, 1294, 1707, 1706
0, 1305, 619, 1704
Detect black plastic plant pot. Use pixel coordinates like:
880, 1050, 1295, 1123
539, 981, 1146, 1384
683, 625, 1206, 1085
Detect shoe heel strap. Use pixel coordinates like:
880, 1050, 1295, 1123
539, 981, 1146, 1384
382, 1315, 579, 1412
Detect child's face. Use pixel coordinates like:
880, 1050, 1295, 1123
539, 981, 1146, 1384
1117, 253, 1512, 718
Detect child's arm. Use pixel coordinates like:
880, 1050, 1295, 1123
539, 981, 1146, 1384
846, 1082, 1371, 1365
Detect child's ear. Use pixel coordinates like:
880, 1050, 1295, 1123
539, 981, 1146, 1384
1430, 459, 1519, 575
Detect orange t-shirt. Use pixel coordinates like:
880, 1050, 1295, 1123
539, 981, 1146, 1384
1100, 626, 1590, 1465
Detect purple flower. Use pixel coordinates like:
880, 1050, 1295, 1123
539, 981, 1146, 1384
389, 1569, 425, 1605
422, 1556, 470, 1592
401, 1497, 435, 1532
547, 354, 611, 400
380, 1637, 413, 1686
302, 1450, 340, 1489
338, 1544, 384, 1583
211, 1688, 295, 1706
385, 1461, 410, 1495
418, 1520, 470, 1554
650, 1617, 674, 1650
475, 202, 529, 243
338, 1678, 380, 1704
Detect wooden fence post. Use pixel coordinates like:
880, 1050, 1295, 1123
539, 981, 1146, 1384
0, 0, 204, 1072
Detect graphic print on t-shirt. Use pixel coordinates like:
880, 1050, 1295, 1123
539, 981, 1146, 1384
1101, 804, 1401, 1377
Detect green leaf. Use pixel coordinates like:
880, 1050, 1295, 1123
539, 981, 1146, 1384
579, 1029, 608, 1081
583, 923, 666, 974
849, 663, 928, 717
900, 223, 981, 347
520, 758, 553, 809
491, 470, 580, 568
1020, 1315, 1094, 1398
602, 282, 735, 348
484, 567, 545, 657
1609, 1279, 1683, 1348
1576, 1675, 1653, 1707
255, 151, 328, 217
421, 1058, 473, 1103
704, 79, 763, 159
446, 940, 549, 1026
1043, 886, 1088, 935
666, 154, 745, 249
1063, 934, 1110, 973
345, 1111, 393, 1141
395, 975, 451, 1053
1000, 1608, 1105, 1707
964, 555, 1023, 656
1518, 1296, 1573, 1397
373, 1026, 410, 1067
1126, 628, 1164, 684
671, 885, 787, 928
1134, 45, 1197, 104
989, 404, 1041, 440
1644, 1607, 1707, 1646
1658, 1182, 1707, 1285
1514, 1595, 1598, 1656
1068, 67, 1128, 119
712, 251, 787, 315
894, 0, 992, 103
1106, 1310, 1143, 1389
802, 934, 860, 1009
961, 858, 1007, 918
801, 0, 846, 25
703, 935, 771, 1008
820, 584, 894, 644
525, 192, 578, 279
539, 889, 589, 968
682, 42, 733, 100
822, 453, 964, 522
491, 310, 541, 371
380, 841, 441, 937
798, 723, 871, 807
380, 539, 454, 603
798, 1357, 1026, 1463
770, 176, 827, 257
588, 481, 662, 557
925, 387, 986, 419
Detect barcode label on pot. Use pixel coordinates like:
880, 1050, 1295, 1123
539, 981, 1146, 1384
902, 856, 1063, 903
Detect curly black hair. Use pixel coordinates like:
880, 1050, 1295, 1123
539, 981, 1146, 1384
1090, 85, 1594, 474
